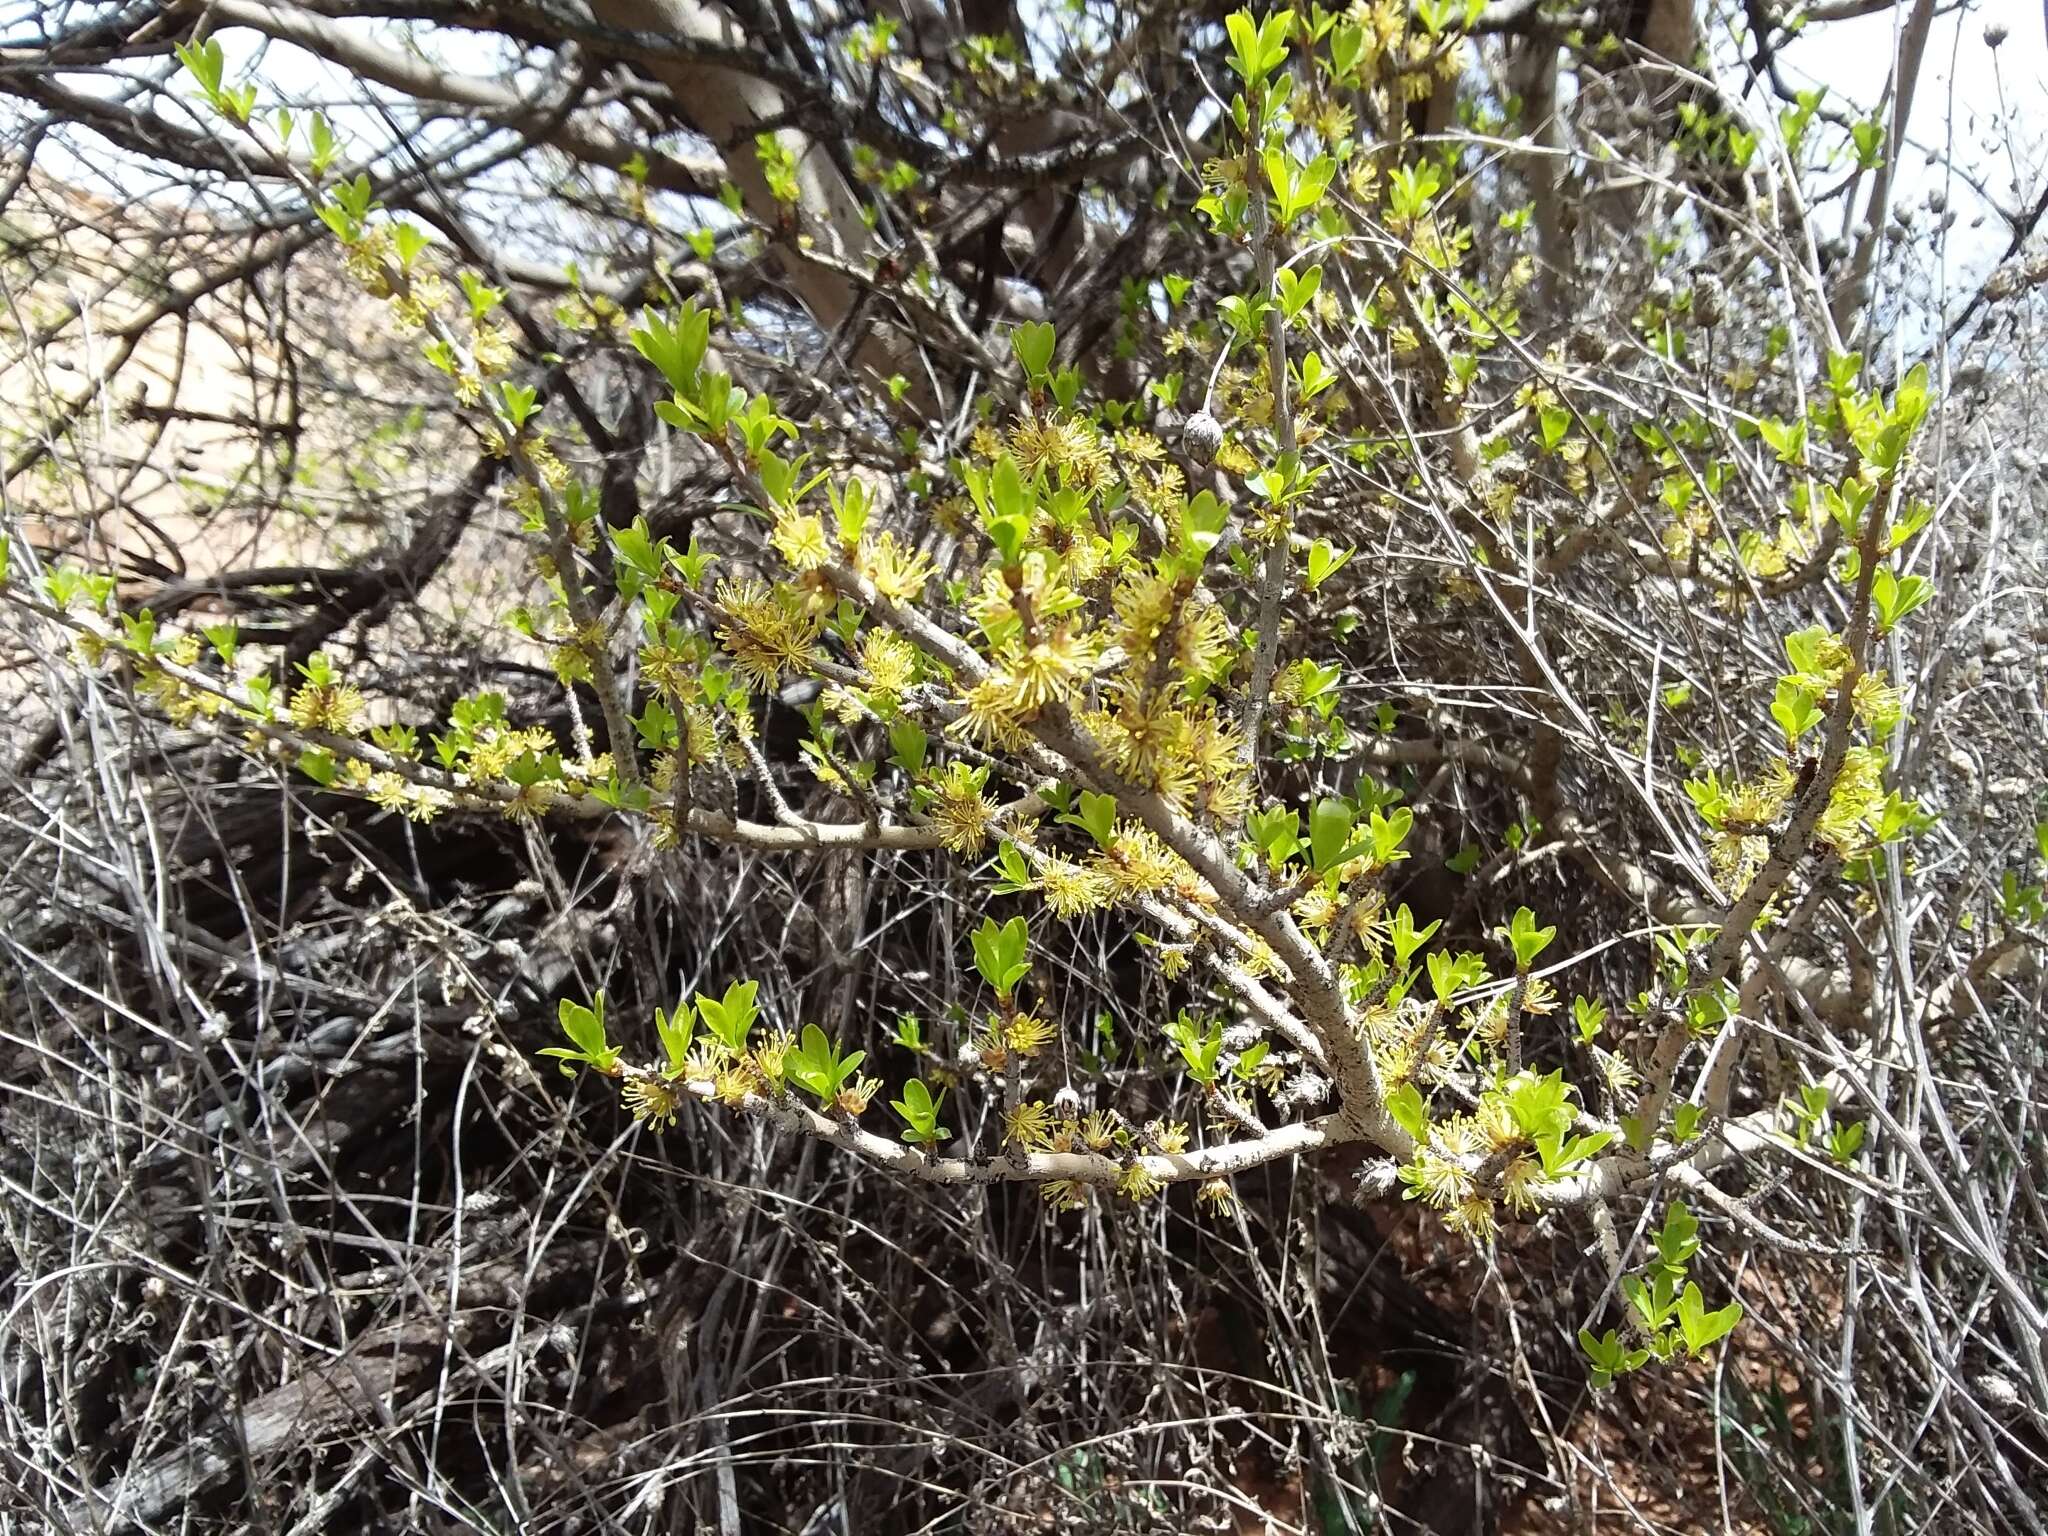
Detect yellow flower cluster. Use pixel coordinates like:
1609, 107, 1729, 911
715, 577, 823, 690
856, 531, 936, 603
287, 680, 367, 736
925, 761, 999, 853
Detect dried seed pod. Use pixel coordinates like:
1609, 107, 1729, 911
1695, 274, 1726, 330
1181, 408, 1224, 466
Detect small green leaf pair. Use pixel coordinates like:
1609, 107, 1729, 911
971, 916, 1031, 1000
891, 1078, 950, 1147
1057, 789, 1120, 850
540, 993, 623, 1076
1224, 8, 1295, 85
1011, 320, 1056, 381
1166, 1012, 1224, 1085
785, 1024, 866, 1104
1501, 906, 1556, 971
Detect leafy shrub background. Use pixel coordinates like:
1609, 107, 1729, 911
2, 1, 2046, 1532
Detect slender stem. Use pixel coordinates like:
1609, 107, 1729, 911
1238, 93, 1298, 770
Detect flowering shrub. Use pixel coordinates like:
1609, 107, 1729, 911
6, 4, 2043, 1525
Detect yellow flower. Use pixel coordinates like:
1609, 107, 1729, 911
1598, 1050, 1639, 1096
1142, 1119, 1190, 1156
1040, 1178, 1089, 1212
623, 1074, 683, 1131
1114, 428, 1165, 464
1004, 627, 1095, 711
1201, 153, 1248, 191
858, 630, 918, 699
1004, 1011, 1056, 1056
1499, 1154, 1543, 1214
955, 675, 1029, 749
1005, 1100, 1054, 1148
1445, 1194, 1498, 1243
1196, 1178, 1239, 1214
288, 682, 367, 736
1402, 1149, 1474, 1210
1008, 413, 1109, 490
771, 511, 833, 571
472, 321, 516, 375
1433, 1114, 1486, 1158
1103, 825, 1180, 896
369, 771, 413, 817
500, 779, 555, 821
713, 1060, 754, 1107
927, 762, 999, 854
1116, 1162, 1164, 1201
836, 1075, 881, 1116
714, 577, 823, 690
861, 530, 936, 603
1039, 855, 1113, 918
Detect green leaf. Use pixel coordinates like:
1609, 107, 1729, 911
1225, 7, 1295, 82
1578, 1327, 1650, 1390
655, 1001, 696, 1077
970, 915, 1031, 999
1389, 904, 1440, 970
1757, 415, 1806, 466
498, 381, 539, 430
1060, 789, 1119, 850
174, 38, 225, 96
888, 720, 928, 777
1309, 798, 1373, 873
1425, 948, 1484, 1006
391, 222, 429, 268
1247, 804, 1302, 867
1652, 1201, 1700, 1271
1676, 1282, 1743, 1355
1167, 1012, 1224, 1084
992, 839, 1034, 894
1276, 262, 1322, 320
1535, 1127, 1612, 1177
1572, 995, 1606, 1042
1303, 536, 1352, 590
631, 303, 713, 395
540, 992, 623, 1075
1367, 806, 1413, 866
787, 1023, 866, 1103
1771, 677, 1823, 744
1387, 1081, 1429, 1145
1011, 321, 1056, 379
1504, 907, 1556, 971
1623, 1269, 1682, 1332
1871, 565, 1933, 632
308, 113, 339, 175
609, 517, 663, 581
1297, 352, 1338, 403
891, 1077, 949, 1145
1232, 1039, 1270, 1082
1503, 1069, 1574, 1142
694, 979, 760, 1055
